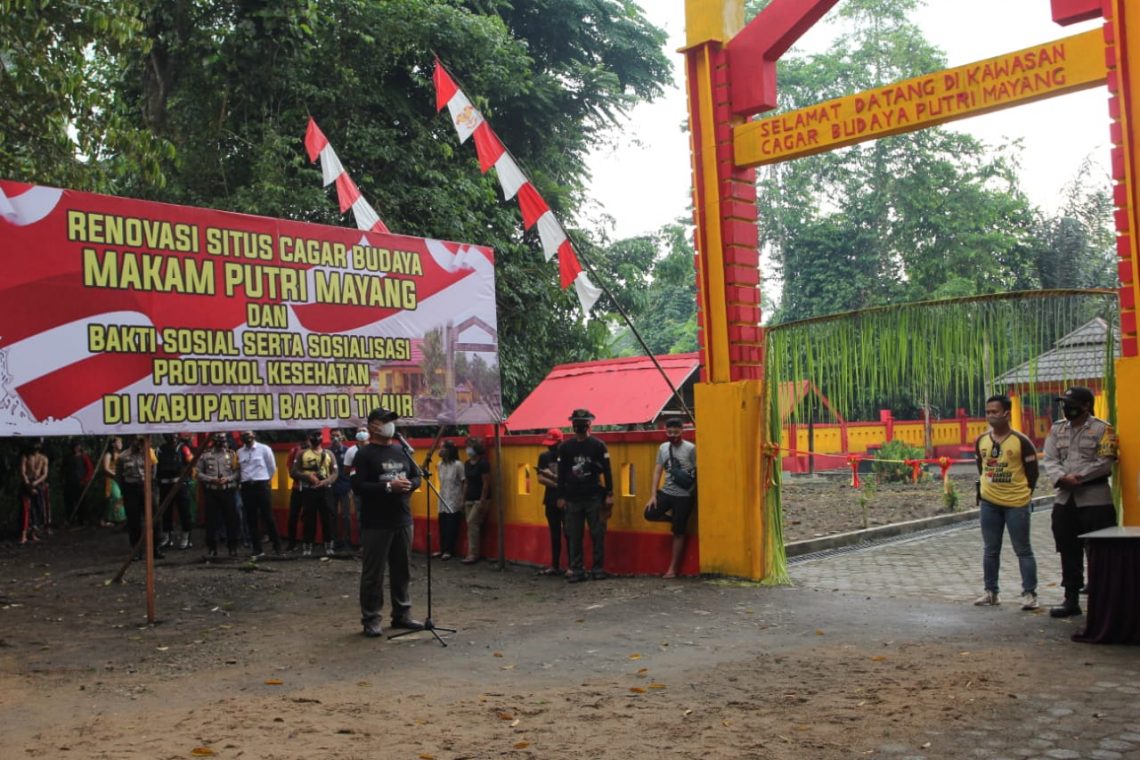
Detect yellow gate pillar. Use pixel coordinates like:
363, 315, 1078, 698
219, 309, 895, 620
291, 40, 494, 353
685, 0, 764, 579
1106, 0, 1140, 523
684, 0, 838, 579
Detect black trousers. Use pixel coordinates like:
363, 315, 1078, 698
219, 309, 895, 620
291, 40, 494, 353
241, 481, 281, 555
1052, 499, 1116, 592
287, 489, 302, 546
203, 488, 239, 553
359, 524, 413, 626
122, 482, 160, 555
544, 502, 564, 569
438, 511, 463, 555
301, 487, 332, 544
159, 481, 193, 533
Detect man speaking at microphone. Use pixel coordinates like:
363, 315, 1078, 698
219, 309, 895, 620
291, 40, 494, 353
351, 407, 424, 638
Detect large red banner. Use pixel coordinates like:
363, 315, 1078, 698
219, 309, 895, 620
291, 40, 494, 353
0, 181, 501, 435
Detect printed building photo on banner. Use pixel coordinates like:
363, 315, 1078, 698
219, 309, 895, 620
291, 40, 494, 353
0, 180, 501, 435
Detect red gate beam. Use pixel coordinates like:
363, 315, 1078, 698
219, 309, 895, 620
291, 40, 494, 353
1053, 0, 1104, 26
725, 0, 841, 116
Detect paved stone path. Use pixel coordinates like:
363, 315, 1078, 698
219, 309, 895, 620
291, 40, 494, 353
791, 506, 1140, 760
791, 506, 1063, 605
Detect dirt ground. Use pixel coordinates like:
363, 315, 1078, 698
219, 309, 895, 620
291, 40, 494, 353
780, 472, 1050, 543
2, 524, 1135, 760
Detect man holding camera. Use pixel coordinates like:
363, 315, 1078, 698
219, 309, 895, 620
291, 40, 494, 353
557, 408, 614, 582
645, 418, 696, 578
351, 408, 424, 638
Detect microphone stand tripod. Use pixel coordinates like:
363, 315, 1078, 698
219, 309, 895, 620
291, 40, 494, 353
389, 429, 456, 647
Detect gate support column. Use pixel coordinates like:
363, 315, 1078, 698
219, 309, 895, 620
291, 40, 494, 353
1107, 0, 1140, 523
685, 0, 766, 578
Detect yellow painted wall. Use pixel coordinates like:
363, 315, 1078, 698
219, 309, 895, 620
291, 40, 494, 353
782, 420, 987, 456
267, 442, 682, 537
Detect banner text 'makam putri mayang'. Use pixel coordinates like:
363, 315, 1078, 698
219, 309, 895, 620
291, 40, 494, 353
0, 181, 501, 435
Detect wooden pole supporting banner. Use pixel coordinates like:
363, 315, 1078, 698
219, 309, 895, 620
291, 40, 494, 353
143, 435, 155, 624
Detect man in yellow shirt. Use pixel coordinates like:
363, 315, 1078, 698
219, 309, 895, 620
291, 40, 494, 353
974, 395, 1040, 610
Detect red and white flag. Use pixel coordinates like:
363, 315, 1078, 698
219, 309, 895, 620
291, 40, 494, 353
304, 118, 390, 234
433, 59, 602, 315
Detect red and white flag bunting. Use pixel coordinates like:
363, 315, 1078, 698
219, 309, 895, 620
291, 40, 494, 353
433, 59, 602, 315
304, 118, 390, 234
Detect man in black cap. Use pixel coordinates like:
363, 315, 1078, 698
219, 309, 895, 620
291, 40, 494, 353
1042, 386, 1118, 617
351, 408, 424, 638
557, 408, 614, 582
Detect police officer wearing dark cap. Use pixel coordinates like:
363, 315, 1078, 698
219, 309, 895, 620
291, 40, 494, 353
1043, 386, 1119, 617
351, 408, 424, 637
557, 408, 614, 582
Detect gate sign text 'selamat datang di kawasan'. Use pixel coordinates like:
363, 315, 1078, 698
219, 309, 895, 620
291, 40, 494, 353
735, 29, 1106, 166
0, 181, 502, 435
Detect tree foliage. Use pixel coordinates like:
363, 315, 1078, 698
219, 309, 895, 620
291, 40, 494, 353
0, 0, 172, 190
4, 0, 671, 411
753, 0, 1113, 324
598, 221, 699, 357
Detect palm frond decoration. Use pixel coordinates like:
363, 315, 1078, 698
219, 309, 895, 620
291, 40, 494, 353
761, 289, 1120, 583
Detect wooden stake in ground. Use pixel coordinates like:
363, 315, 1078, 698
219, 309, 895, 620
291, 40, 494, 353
143, 435, 155, 624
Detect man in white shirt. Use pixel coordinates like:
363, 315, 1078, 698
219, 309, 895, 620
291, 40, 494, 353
238, 430, 281, 559
342, 426, 368, 548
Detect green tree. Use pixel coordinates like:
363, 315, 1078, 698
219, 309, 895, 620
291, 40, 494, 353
98, 0, 670, 409
754, 0, 1041, 322
1023, 159, 1117, 290
599, 221, 699, 356
0, 0, 171, 190
420, 327, 446, 396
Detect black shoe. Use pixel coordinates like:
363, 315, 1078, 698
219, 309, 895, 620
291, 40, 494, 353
567, 573, 588, 584
363, 622, 383, 638
1050, 597, 1082, 618
153, 550, 165, 560
390, 617, 424, 631
591, 570, 608, 580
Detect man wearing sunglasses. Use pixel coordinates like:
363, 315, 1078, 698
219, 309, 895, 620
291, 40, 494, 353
974, 395, 1040, 610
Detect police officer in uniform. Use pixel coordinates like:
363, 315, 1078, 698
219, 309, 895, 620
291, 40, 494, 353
1042, 387, 1119, 618
196, 432, 241, 559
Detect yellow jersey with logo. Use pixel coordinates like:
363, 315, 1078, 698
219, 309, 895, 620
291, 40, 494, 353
296, 447, 333, 481
976, 431, 1037, 507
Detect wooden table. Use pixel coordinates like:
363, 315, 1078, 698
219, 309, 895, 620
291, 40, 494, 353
1073, 526, 1140, 645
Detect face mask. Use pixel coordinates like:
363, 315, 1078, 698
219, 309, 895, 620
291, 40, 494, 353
572, 422, 589, 434
378, 422, 396, 438
465, 447, 476, 458
1062, 404, 1082, 421
355, 431, 369, 443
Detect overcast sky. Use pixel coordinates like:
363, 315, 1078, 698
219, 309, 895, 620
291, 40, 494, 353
583, 1, 1109, 241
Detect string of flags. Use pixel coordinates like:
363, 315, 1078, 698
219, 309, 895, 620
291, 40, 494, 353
304, 117, 390, 234
432, 58, 602, 315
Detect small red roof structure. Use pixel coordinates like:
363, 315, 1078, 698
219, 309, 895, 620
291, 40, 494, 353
505, 353, 700, 431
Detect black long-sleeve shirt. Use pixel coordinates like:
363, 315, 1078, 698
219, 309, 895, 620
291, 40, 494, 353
556, 436, 613, 500
351, 442, 422, 529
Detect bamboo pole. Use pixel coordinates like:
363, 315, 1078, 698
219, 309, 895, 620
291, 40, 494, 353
143, 435, 155, 624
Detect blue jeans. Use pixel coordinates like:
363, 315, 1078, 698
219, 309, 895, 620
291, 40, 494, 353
980, 499, 1037, 594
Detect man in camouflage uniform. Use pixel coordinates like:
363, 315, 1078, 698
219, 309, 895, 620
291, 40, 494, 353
1042, 386, 1119, 618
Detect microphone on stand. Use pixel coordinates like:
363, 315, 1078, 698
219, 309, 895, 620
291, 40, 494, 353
395, 432, 416, 456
